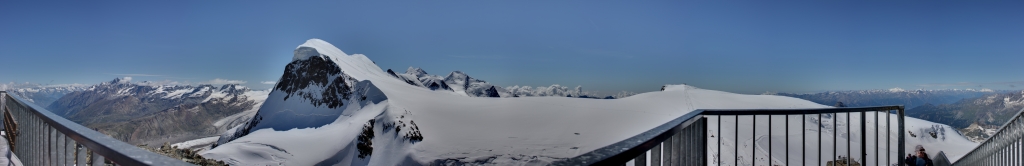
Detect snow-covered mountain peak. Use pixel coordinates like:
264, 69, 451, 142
444, 70, 469, 80
405, 67, 428, 77
292, 46, 324, 61
296, 38, 347, 60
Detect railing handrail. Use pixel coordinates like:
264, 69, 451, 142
555, 105, 906, 165
1, 91, 193, 165
951, 106, 1024, 165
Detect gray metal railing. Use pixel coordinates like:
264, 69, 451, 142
951, 107, 1024, 166
555, 106, 907, 166
933, 151, 952, 166
1, 91, 193, 166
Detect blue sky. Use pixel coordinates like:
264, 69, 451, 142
1, 1, 1022, 95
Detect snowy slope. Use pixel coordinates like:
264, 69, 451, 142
203, 39, 977, 165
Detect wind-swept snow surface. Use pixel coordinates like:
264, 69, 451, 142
203, 39, 977, 165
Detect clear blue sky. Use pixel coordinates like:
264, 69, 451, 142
1, 1, 1022, 95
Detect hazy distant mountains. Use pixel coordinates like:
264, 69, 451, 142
770, 88, 1023, 142
768, 88, 1003, 109
904, 91, 1024, 142
1, 82, 88, 107
42, 78, 269, 146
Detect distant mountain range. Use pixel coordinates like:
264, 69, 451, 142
905, 91, 1024, 142
1, 82, 88, 107
769, 88, 1024, 142
767, 88, 1005, 109
33, 78, 270, 146
387, 66, 636, 99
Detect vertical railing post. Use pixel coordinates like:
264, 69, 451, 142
651, 144, 660, 166
700, 117, 708, 166
50, 126, 55, 166
897, 107, 906, 166
672, 127, 681, 166
57, 131, 64, 164
663, 132, 672, 166
634, 151, 646, 166
65, 135, 74, 166
861, 111, 866, 165
91, 150, 105, 166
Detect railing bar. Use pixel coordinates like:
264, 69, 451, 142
51, 126, 56, 166
887, 110, 890, 166
76, 143, 85, 165
717, 115, 721, 166
847, 112, 850, 165
26, 112, 31, 166
34, 115, 39, 166
834, 113, 837, 166
768, 115, 772, 166
735, 115, 738, 166
664, 129, 672, 166
752, 115, 756, 166
689, 119, 693, 166
651, 143, 660, 166
681, 122, 686, 166
898, 107, 906, 166
692, 119, 697, 166
875, 111, 879, 166
66, 134, 74, 166
23, 112, 28, 165
91, 150, 104, 166
786, 115, 789, 166
672, 128, 680, 166
58, 131, 65, 166
634, 151, 646, 166
802, 114, 806, 166
702, 117, 708, 166
819, 113, 822, 166
29, 111, 32, 166
688, 123, 693, 166
860, 111, 866, 166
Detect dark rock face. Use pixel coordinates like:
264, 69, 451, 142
357, 119, 375, 158
386, 69, 399, 78
275, 52, 354, 109
485, 86, 500, 98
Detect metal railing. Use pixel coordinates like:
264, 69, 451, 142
555, 105, 907, 166
1, 91, 193, 166
933, 151, 951, 166
951, 107, 1024, 166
